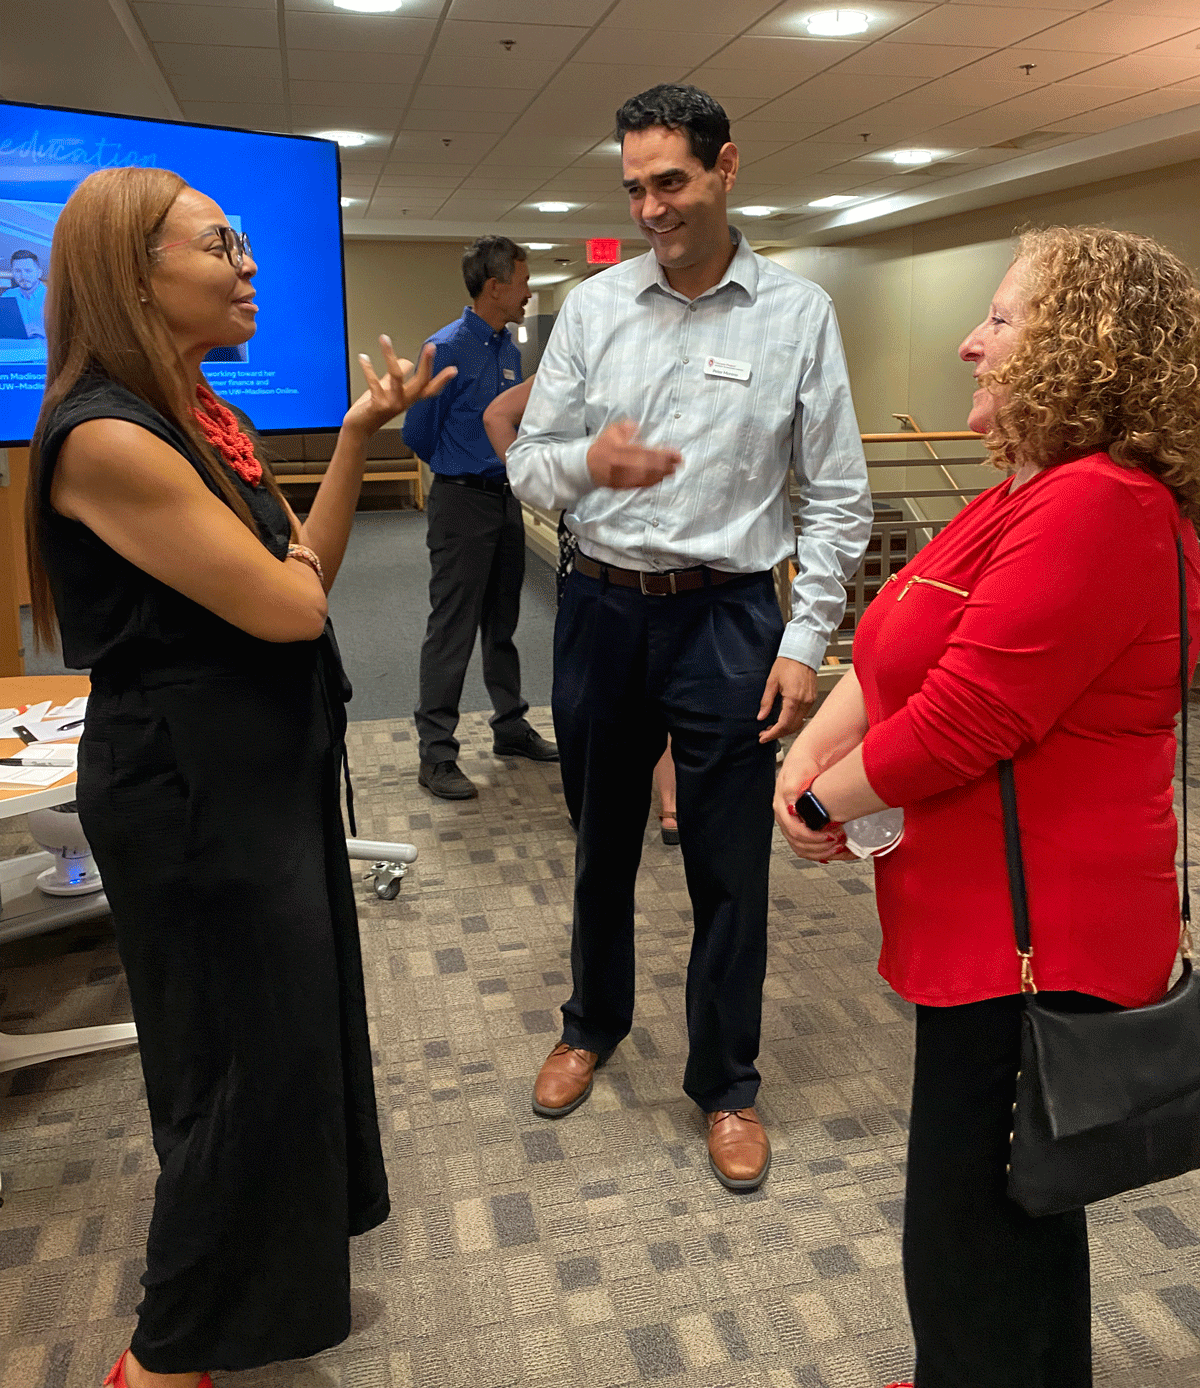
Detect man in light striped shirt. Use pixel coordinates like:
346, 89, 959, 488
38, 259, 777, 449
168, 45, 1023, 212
507, 84, 872, 1191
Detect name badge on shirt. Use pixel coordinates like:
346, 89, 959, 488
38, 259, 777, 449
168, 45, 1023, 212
704, 355, 751, 382
502, 368, 516, 380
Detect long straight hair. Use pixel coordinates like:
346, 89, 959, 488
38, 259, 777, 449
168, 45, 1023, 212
25, 166, 288, 649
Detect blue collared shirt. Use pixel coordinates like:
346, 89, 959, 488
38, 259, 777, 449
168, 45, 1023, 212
402, 307, 522, 479
506, 230, 872, 670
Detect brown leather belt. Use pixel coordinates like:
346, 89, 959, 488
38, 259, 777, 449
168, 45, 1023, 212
573, 551, 743, 596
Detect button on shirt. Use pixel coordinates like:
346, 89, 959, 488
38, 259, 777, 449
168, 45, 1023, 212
402, 306, 522, 480
505, 231, 872, 670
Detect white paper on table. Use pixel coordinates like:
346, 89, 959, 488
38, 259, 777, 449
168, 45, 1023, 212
0, 764, 73, 787
9, 744, 78, 768
0, 701, 53, 739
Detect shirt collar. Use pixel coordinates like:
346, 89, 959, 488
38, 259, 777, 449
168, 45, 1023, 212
633, 226, 758, 306
462, 306, 508, 345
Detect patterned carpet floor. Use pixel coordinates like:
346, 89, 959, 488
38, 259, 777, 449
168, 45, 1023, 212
5, 707, 1200, 1387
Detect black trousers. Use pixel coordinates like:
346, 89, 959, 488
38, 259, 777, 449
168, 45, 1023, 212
552, 566, 781, 1112
415, 476, 530, 764
905, 993, 1113, 1388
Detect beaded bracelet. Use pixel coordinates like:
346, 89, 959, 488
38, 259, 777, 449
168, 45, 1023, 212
286, 542, 325, 585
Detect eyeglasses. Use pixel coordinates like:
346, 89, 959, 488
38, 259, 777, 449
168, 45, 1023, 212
156, 225, 252, 271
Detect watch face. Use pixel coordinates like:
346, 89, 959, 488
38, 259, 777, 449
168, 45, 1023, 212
798, 791, 830, 831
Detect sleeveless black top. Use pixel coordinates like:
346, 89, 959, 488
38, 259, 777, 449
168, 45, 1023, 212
37, 375, 296, 678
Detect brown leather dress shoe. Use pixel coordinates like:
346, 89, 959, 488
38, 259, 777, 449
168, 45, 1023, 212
532, 1042, 603, 1118
706, 1107, 771, 1190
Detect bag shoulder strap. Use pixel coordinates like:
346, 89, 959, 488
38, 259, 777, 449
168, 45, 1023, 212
1000, 533, 1191, 991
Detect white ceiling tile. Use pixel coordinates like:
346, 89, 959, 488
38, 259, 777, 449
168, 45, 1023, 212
707, 35, 868, 78
752, 72, 929, 123
382, 160, 478, 175
142, 0, 272, 7
732, 118, 830, 141
1053, 86, 1200, 130
289, 108, 396, 136
684, 66, 814, 102
886, 6, 1081, 47
287, 49, 421, 82
179, 101, 290, 130
924, 110, 1037, 144
941, 0, 1101, 8
403, 110, 515, 134
574, 30, 733, 67
390, 131, 499, 158
551, 61, 697, 93
367, 199, 446, 215
446, 0, 613, 22
289, 80, 411, 107
1067, 0, 1200, 15
411, 85, 533, 114
602, 0, 776, 31
136, 3, 279, 46
985, 82, 1148, 125
430, 20, 588, 63
1029, 11, 1200, 53
420, 55, 552, 88
955, 47, 1117, 83
1060, 52, 1200, 88
487, 135, 600, 164
834, 41, 993, 78
173, 72, 286, 102
283, 12, 438, 54
155, 42, 283, 79
910, 72, 1046, 105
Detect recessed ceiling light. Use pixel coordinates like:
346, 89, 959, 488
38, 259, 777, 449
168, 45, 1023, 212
536, 202, 572, 213
317, 129, 370, 147
340, 196, 355, 207
526, 242, 556, 250
738, 205, 775, 217
805, 9, 869, 36
334, 0, 402, 11
808, 194, 859, 208
891, 148, 935, 164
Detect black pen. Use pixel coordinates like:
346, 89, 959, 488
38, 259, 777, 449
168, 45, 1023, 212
0, 756, 75, 767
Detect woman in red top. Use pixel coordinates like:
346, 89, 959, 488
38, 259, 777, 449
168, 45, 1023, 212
775, 227, 1200, 1388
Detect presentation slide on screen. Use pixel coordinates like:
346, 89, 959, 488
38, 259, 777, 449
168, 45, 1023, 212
0, 101, 350, 444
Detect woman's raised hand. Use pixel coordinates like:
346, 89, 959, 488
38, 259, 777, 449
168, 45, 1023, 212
345, 337, 457, 436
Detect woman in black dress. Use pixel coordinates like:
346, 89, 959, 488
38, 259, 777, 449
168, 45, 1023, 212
25, 167, 454, 1388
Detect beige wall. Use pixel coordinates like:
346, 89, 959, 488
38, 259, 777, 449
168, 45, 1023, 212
342, 240, 467, 424
767, 156, 1200, 444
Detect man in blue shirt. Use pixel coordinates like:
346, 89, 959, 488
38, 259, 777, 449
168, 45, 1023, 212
3, 249, 47, 337
403, 236, 557, 800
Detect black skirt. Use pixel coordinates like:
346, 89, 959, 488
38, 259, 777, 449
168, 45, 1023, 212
77, 637, 389, 1373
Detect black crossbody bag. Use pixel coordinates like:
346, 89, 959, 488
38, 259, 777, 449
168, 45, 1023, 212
1004, 534, 1200, 1219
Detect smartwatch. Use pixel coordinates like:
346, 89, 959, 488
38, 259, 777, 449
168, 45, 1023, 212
793, 788, 832, 831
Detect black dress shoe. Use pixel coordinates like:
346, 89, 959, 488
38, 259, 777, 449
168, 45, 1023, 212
492, 728, 559, 762
418, 761, 478, 800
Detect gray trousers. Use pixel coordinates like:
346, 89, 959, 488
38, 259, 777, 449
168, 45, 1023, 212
415, 476, 530, 765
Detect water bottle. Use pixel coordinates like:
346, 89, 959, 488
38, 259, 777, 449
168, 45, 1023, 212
843, 807, 905, 860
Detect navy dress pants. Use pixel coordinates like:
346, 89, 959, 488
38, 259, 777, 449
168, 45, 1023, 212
551, 565, 781, 1112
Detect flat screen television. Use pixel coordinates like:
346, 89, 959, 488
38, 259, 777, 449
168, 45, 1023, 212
0, 99, 349, 446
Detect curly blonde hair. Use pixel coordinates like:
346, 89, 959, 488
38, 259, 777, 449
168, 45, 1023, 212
984, 226, 1200, 521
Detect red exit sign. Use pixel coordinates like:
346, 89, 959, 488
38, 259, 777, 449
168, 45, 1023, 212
586, 238, 621, 265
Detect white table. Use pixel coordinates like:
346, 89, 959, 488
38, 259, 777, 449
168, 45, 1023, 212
0, 675, 136, 1073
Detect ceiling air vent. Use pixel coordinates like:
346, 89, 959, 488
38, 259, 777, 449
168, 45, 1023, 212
990, 129, 1073, 151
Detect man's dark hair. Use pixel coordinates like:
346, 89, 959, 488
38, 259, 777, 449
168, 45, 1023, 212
462, 236, 526, 299
614, 85, 731, 170
10, 249, 40, 268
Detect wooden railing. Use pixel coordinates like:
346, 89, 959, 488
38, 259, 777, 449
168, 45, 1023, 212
791, 423, 988, 686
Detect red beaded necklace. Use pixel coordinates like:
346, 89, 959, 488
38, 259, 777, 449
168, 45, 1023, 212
194, 384, 262, 488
